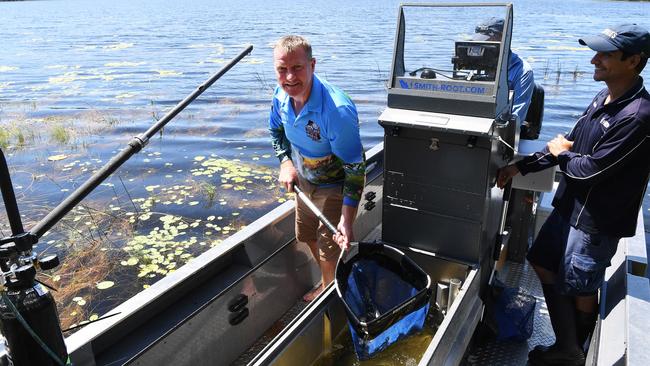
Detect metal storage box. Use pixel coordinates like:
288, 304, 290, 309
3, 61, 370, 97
379, 108, 509, 266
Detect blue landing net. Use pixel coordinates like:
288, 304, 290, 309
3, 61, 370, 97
335, 242, 431, 360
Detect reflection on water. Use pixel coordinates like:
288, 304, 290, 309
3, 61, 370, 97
313, 308, 444, 366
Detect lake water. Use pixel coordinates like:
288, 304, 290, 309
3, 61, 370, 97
1, 0, 649, 330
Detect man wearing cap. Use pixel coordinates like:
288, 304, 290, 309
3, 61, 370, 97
474, 17, 535, 126
498, 24, 650, 365
269, 35, 366, 302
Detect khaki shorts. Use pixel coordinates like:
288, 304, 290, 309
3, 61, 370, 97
295, 176, 343, 262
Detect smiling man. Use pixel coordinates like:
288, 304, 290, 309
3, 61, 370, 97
269, 35, 365, 302
498, 24, 650, 365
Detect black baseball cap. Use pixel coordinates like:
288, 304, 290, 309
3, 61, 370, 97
473, 17, 504, 41
579, 24, 650, 56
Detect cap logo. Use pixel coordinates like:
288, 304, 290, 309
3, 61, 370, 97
602, 29, 618, 39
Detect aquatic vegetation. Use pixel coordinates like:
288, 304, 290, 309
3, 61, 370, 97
188, 43, 225, 55
199, 181, 218, 205
191, 157, 276, 191
115, 92, 138, 99
155, 70, 183, 77
242, 58, 264, 64
49, 72, 83, 84
47, 154, 69, 162
96, 281, 115, 290
49, 238, 117, 331
102, 43, 134, 51
0, 112, 120, 149
51, 125, 71, 144
203, 58, 229, 64
0, 128, 9, 148
104, 61, 146, 67
0, 77, 289, 334
104, 116, 121, 127
0, 123, 38, 148
0, 112, 291, 332
254, 71, 275, 94
44, 65, 76, 70
124, 221, 200, 279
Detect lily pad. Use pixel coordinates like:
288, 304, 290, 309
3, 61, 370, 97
96, 281, 115, 290
47, 154, 68, 161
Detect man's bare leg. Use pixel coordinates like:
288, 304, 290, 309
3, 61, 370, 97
303, 240, 323, 301
303, 257, 337, 301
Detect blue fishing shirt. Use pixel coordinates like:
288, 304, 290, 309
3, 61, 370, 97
509, 51, 535, 124
269, 74, 365, 207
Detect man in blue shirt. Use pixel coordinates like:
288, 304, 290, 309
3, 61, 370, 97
473, 18, 535, 126
269, 35, 366, 301
498, 24, 650, 365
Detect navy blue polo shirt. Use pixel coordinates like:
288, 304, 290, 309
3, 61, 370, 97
517, 77, 650, 237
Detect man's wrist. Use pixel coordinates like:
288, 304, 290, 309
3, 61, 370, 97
279, 154, 291, 164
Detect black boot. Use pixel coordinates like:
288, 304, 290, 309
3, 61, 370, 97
575, 310, 596, 353
529, 285, 585, 365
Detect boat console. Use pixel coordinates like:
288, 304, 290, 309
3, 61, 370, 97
380, 2, 514, 302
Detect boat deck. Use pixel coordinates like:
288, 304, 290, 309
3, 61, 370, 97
467, 260, 554, 365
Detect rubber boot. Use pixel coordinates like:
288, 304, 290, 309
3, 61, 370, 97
530, 293, 585, 366
575, 310, 596, 353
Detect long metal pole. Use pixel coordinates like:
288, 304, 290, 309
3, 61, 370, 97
0, 149, 24, 236
30, 45, 253, 239
293, 185, 339, 235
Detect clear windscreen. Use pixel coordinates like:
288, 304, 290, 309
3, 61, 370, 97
394, 5, 510, 96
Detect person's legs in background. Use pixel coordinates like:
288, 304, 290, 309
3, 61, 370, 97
563, 230, 618, 353
526, 210, 585, 365
575, 294, 598, 352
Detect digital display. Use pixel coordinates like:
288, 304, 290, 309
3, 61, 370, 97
467, 46, 485, 57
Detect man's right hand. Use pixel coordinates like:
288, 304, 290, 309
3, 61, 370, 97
497, 164, 520, 189
279, 159, 298, 192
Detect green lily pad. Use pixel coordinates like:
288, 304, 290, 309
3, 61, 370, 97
96, 281, 115, 290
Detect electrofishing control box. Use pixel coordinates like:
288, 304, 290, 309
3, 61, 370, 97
379, 4, 515, 267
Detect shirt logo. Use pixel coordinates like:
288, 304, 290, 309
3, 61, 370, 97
305, 120, 321, 141
600, 118, 610, 128
602, 29, 617, 39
